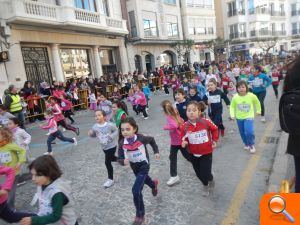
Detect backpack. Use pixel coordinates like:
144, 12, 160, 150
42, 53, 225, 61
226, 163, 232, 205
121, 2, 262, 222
279, 90, 300, 134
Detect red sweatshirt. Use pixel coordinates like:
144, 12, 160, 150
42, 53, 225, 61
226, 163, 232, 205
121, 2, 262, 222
271, 72, 281, 85
221, 76, 231, 89
180, 118, 219, 155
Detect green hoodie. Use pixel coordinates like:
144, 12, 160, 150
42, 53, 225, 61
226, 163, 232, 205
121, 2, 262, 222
114, 109, 126, 127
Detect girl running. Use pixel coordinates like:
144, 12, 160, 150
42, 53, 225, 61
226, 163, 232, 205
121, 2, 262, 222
230, 81, 261, 154
112, 101, 128, 128
227, 81, 237, 100
89, 89, 97, 111
271, 67, 282, 99
127, 88, 138, 115
134, 85, 148, 119
0, 166, 35, 223
41, 109, 77, 155
161, 100, 190, 186
0, 126, 26, 209
118, 117, 159, 225
49, 97, 79, 136
181, 101, 219, 197
60, 97, 75, 124
163, 75, 170, 95
88, 110, 118, 188
20, 155, 79, 225
207, 79, 230, 137
98, 94, 113, 121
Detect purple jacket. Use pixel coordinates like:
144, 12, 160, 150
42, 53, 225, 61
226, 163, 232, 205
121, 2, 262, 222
163, 115, 183, 146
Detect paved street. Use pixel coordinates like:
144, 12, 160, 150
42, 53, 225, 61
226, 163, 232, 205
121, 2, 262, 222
4, 88, 281, 225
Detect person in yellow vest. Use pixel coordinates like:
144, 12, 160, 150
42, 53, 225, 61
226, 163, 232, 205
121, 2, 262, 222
4, 85, 25, 129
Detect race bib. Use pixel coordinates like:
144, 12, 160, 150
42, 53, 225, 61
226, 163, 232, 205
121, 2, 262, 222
183, 86, 188, 91
222, 81, 228, 86
209, 95, 221, 104
252, 78, 263, 87
272, 77, 279, 82
61, 102, 66, 107
237, 104, 251, 113
0, 152, 12, 164
188, 130, 209, 144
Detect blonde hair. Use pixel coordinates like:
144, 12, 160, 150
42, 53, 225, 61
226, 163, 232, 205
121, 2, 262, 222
161, 100, 183, 126
0, 126, 13, 143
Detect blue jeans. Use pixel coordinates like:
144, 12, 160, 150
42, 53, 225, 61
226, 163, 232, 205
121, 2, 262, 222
12, 111, 25, 129
237, 119, 255, 146
0, 201, 36, 223
47, 130, 74, 153
131, 162, 155, 217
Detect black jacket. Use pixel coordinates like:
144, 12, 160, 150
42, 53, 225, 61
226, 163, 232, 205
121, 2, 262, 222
287, 135, 300, 156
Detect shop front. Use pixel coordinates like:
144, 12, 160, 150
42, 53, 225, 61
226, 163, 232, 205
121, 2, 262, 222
230, 44, 250, 61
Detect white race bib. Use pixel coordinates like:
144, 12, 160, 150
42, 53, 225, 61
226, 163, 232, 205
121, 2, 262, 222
252, 78, 263, 87
0, 152, 12, 164
222, 81, 228, 86
183, 86, 188, 91
209, 95, 221, 104
237, 104, 251, 113
188, 130, 209, 144
272, 77, 279, 82
61, 102, 66, 107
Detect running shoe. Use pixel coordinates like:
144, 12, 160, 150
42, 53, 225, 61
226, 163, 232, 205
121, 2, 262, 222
152, 179, 158, 196
167, 176, 180, 186
72, 138, 77, 146
103, 179, 114, 188
132, 216, 145, 225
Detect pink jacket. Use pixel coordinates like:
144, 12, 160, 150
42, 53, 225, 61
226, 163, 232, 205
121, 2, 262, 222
163, 115, 183, 146
127, 96, 136, 106
0, 166, 15, 204
171, 79, 180, 91
134, 91, 147, 106
52, 90, 66, 99
41, 117, 58, 134
60, 98, 72, 111
52, 103, 65, 121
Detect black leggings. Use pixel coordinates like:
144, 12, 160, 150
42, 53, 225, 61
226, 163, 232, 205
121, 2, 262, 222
104, 147, 117, 180
63, 110, 75, 123
169, 145, 190, 177
190, 153, 213, 186
138, 105, 148, 117
272, 84, 279, 98
164, 84, 169, 94
57, 119, 77, 134
0, 201, 36, 223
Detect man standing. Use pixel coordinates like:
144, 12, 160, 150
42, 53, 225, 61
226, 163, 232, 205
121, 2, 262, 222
4, 85, 25, 129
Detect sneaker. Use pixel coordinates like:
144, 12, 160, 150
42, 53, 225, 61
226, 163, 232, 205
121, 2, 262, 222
132, 216, 145, 225
208, 179, 215, 192
152, 179, 158, 196
221, 129, 225, 137
72, 138, 77, 146
261, 117, 266, 122
62, 128, 66, 132
244, 146, 250, 150
43, 152, 50, 155
46, 132, 50, 136
167, 176, 180, 186
76, 128, 80, 136
249, 146, 256, 154
103, 179, 114, 188
144, 117, 149, 120
202, 185, 210, 197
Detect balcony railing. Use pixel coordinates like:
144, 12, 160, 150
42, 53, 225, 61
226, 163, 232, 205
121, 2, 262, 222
270, 11, 286, 17
227, 9, 245, 17
248, 8, 269, 15
291, 10, 300, 16
229, 32, 247, 39
5, 0, 127, 34
24, 1, 58, 19
250, 30, 274, 37
271, 30, 287, 36
292, 29, 300, 35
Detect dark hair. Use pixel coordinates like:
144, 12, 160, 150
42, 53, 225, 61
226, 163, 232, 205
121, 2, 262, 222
29, 155, 62, 181
113, 100, 128, 115
187, 100, 206, 113
254, 65, 262, 73
95, 109, 106, 117
208, 78, 217, 85
49, 96, 61, 104
236, 80, 249, 93
0, 105, 7, 111
189, 86, 198, 93
8, 117, 20, 126
175, 88, 185, 96
120, 117, 138, 134
283, 56, 300, 92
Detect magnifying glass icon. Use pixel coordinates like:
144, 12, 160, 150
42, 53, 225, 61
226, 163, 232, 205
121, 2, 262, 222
268, 195, 295, 223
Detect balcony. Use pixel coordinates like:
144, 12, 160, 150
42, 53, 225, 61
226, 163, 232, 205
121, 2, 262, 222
248, 8, 269, 15
227, 9, 245, 17
291, 10, 300, 16
292, 29, 300, 35
229, 32, 247, 39
270, 11, 286, 17
2, 0, 128, 35
271, 30, 287, 36
250, 30, 273, 37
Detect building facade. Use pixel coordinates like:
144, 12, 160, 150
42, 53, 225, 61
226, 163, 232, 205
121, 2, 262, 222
0, 0, 128, 95
290, 0, 300, 51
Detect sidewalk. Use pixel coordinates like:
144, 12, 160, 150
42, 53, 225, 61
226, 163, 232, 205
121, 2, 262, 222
267, 131, 294, 192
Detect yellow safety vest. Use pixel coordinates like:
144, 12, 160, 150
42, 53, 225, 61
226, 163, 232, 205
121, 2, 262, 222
9, 94, 22, 112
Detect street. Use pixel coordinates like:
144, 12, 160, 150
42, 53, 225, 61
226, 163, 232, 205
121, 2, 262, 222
6, 88, 281, 225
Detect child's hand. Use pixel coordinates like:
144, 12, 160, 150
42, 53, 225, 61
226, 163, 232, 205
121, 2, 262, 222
0, 189, 8, 196
88, 130, 94, 137
20, 217, 32, 225
124, 159, 129, 166
230, 117, 235, 121
154, 153, 160, 160
15, 163, 22, 171
182, 141, 188, 148
212, 141, 217, 149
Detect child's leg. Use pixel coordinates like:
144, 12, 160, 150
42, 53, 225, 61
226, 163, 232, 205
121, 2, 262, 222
7, 175, 19, 209
179, 146, 191, 162
236, 119, 248, 146
133, 105, 138, 115
169, 145, 179, 177
0, 201, 36, 223
59, 120, 78, 134
244, 119, 255, 146
47, 134, 56, 153
104, 147, 117, 180
140, 105, 148, 117
190, 154, 213, 186
56, 130, 75, 143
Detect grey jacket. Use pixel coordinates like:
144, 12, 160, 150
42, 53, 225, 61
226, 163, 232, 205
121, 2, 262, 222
90, 122, 118, 150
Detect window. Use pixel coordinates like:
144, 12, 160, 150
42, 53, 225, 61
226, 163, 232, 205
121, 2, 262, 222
227, 1, 237, 17
188, 17, 214, 35
74, 0, 96, 12
280, 4, 285, 16
143, 19, 157, 37
101, 0, 109, 16
129, 11, 137, 37
238, 0, 245, 14
271, 23, 275, 33
292, 23, 298, 35
229, 24, 238, 38
167, 23, 178, 37
281, 23, 285, 32
187, 0, 212, 8
270, 3, 274, 15
239, 23, 246, 37
164, 0, 176, 5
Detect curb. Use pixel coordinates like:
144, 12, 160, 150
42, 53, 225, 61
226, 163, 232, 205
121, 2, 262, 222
267, 131, 293, 192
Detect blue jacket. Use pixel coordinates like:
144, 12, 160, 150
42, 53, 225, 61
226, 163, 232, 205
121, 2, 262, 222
191, 83, 206, 99
174, 100, 188, 121
248, 73, 272, 93
142, 86, 151, 98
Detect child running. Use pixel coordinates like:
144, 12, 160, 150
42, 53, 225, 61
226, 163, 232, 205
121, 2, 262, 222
88, 110, 118, 188
0, 166, 35, 223
41, 109, 77, 155
174, 88, 188, 121
207, 79, 230, 137
118, 117, 159, 225
98, 94, 113, 121
60, 96, 75, 124
89, 89, 97, 111
230, 81, 261, 154
20, 155, 79, 225
181, 101, 219, 196
161, 100, 190, 186
127, 89, 138, 115
134, 85, 148, 119
0, 126, 26, 209
112, 101, 128, 128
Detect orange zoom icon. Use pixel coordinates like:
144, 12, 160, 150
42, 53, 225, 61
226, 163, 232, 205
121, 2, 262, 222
260, 193, 300, 224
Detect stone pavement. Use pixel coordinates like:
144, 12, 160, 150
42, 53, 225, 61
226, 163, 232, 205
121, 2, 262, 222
2, 89, 282, 225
